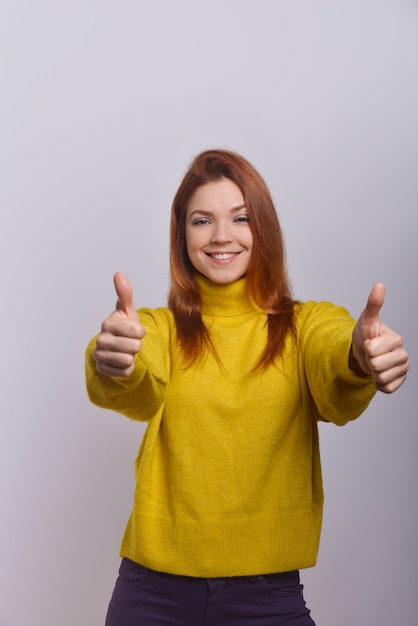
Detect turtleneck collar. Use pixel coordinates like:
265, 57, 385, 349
195, 273, 259, 317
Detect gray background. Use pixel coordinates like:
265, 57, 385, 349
1, 1, 417, 625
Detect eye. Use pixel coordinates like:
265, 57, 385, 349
191, 217, 211, 226
234, 215, 250, 223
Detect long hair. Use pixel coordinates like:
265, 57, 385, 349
168, 148, 298, 370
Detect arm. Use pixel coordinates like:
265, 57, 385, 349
85, 273, 169, 421
299, 301, 377, 425
351, 283, 409, 394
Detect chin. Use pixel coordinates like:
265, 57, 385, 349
208, 272, 246, 285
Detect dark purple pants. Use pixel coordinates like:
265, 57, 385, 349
105, 558, 316, 625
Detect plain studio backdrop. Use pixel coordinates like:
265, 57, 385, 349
1, 1, 417, 625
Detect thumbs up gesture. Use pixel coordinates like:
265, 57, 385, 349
94, 273, 146, 377
351, 284, 409, 393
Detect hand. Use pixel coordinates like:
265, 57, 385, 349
351, 283, 409, 393
94, 272, 146, 377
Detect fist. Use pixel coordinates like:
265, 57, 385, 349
351, 283, 409, 393
94, 273, 146, 377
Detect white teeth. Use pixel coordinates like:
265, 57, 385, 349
211, 253, 237, 259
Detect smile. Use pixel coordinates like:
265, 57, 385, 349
207, 252, 240, 260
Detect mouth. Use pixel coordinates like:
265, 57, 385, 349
206, 252, 241, 260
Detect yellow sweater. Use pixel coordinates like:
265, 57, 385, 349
85, 276, 376, 577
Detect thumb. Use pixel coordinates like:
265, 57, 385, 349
360, 282, 385, 339
113, 272, 138, 319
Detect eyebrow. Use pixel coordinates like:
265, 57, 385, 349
188, 204, 247, 218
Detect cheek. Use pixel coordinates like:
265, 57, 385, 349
245, 231, 254, 252
185, 234, 200, 267
186, 229, 205, 253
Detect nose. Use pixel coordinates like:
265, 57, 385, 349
211, 221, 232, 244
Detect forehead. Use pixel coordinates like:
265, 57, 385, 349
187, 179, 244, 214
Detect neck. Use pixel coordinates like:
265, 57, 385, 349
195, 273, 257, 317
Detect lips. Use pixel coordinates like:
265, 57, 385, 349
206, 252, 241, 260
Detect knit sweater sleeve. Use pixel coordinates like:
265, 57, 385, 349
85, 307, 171, 421
297, 301, 377, 426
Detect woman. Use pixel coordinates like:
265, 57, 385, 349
86, 149, 408, 625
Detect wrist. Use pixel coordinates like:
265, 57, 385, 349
349, 344, 369, 377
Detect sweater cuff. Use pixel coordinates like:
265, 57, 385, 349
109, 352, 148, 390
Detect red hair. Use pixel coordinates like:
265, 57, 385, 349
168, 149, 297, 369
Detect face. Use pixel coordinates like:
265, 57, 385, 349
185, 179, 253, 284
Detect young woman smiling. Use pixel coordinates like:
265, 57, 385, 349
86, 149, 409, 625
